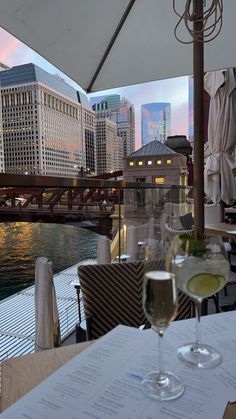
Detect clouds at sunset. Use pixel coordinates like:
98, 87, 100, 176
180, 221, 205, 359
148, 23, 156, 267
0, 28, 23, 65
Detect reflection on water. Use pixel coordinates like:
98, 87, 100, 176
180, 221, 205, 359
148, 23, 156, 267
0, 222, 98, 300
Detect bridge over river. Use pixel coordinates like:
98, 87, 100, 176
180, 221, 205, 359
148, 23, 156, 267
0, 185, 116, 235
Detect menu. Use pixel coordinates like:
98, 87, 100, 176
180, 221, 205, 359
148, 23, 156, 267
1, 311, 236, 419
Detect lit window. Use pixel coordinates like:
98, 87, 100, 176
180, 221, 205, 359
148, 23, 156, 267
157, 160, 162, 165
129, 161, 134, 166
138, 161, 143, 166
147, 160, 152, 165
154, 177, 165, 184
167, 159, 172, 164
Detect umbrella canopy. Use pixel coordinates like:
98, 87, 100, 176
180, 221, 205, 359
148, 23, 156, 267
0, 0, 235, 92
204, 69, 236, 205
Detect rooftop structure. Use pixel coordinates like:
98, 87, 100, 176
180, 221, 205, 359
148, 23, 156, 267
123, 140, 187, 186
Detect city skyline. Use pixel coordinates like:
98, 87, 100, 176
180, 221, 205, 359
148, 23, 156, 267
0, 27, 189, 150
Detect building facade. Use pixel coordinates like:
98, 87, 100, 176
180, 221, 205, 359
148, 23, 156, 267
79, 92, 96, 176
0, 63, 9, 172
123, 140, 187, 186
0, 63, 95, 177
91, 94, 135, 158
141, 102, 171, 146
96, 118, 122, 175
0, 84, 3, 173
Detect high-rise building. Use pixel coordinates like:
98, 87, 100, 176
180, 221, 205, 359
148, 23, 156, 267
0, 63, 10, 72
0, 63, 95, 177
0, 63, 9, 172
0, 82, 3, 173
79, 93, 96, 176
96, 118, 123, 175
141, 102, 171, 146
90, 94, 135, 157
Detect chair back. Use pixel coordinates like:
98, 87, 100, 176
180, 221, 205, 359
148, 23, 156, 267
78, 260, 192, 340
204, 204, 221, 224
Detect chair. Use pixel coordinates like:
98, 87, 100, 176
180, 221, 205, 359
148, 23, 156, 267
78, 260, 193, 340
160, 202, 194, 242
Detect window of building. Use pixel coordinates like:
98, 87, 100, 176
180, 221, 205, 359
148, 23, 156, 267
138, 161, 143, 166
129, 161, 134, 166
154, 177, 165, 184
167, 159, 172, 164
147, 160, 152, 165
157, 160, 162, 165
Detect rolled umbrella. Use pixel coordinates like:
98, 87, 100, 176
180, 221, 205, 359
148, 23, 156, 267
204, 68, 236, 206
35, 257, 61, 351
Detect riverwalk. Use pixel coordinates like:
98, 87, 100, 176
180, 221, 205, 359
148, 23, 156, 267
0, 260, 95, 360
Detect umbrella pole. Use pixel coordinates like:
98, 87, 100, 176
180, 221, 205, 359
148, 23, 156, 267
193, 0, 205, 236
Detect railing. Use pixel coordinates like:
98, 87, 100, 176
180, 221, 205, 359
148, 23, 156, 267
0, 173, 194, 357
0, 172, 194, 259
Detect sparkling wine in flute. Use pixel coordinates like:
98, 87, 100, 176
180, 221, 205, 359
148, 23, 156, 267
143, 271, 178, 332
141, 271, 184, 401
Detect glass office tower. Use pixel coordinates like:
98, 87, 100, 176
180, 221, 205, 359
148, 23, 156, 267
141, 102, 171, 146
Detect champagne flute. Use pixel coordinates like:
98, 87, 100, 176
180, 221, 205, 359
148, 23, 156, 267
141, 270, 184, 400
172, 235, 230, 368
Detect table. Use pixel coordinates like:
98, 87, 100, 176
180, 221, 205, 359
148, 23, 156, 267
225, 207, 236, 214
1, 312, 236, 419
205, 222, 236, 240
0, 341, 92, 412
115, 254, 131, 262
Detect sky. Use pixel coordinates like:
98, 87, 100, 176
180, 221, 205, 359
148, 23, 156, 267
0, 27, 189, 150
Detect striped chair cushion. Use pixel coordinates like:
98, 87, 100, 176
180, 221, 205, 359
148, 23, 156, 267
78, 260, 192, 340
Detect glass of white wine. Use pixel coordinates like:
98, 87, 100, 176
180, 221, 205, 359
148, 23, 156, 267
172, 235, 230, 368
141, 270, 184, 400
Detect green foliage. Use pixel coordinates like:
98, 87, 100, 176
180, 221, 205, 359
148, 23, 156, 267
179, 234, 207, 257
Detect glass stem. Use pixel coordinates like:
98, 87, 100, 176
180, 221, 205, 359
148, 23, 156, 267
195, 300, 202, 347
158, 331, 164, 376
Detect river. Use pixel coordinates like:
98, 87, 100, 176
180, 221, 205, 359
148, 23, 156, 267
0, 222, 98, 300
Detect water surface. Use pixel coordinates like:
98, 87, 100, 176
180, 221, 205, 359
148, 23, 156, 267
0, 222, 98, 300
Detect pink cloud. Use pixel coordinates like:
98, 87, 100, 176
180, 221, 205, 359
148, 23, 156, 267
0, 28, 23, 65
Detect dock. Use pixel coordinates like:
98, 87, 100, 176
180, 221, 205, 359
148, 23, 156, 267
0, 260, 95, 360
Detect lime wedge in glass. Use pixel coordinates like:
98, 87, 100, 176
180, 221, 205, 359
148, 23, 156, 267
187, 273, 225, 298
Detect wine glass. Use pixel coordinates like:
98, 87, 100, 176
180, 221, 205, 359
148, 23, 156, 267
141, 270, 184, 400
172, 235, 230, 368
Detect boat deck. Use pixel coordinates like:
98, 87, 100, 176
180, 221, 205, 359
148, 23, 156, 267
0, 259, 96, 360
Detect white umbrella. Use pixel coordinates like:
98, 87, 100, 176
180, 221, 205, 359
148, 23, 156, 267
96, 235, 111, 264
126, 225, 138, 262
35, 257, 61, 351
0, 1, 235, 93
204, 69, 236, 205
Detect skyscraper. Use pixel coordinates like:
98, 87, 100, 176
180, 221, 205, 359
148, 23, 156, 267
90, 94, 135, 157
0, 62, 9, 172
0, 82, 3, 173
141, 102, 171, 146
96, 118, 122, 175
0, 63, 96, 177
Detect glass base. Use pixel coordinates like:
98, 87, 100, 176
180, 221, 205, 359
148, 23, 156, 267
177, 342, 222, 368
141, 370, 184, 400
